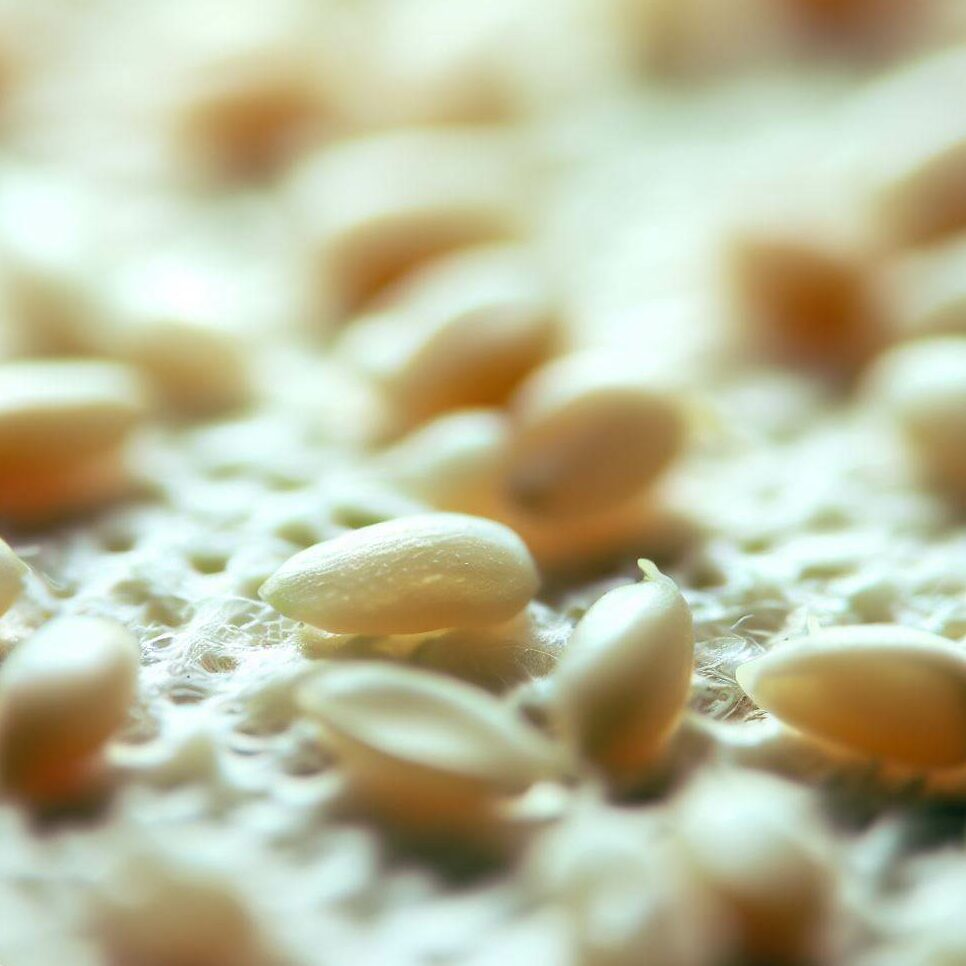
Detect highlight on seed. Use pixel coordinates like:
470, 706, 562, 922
551, 560, 694, 781
736, 624, 966, 769
0, 537, 27, 617
505, 351, 686, 518
297, 661, 564, 821
260, 512, 539, 635
0, 616, 139, 801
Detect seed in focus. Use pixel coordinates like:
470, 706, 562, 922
737, 624, 966, 768
552, 560, 694, 781
260, 512, 539, 635
506, 352, 685, 518
0, 616, 139, 801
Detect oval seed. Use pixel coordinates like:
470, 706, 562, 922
0, 359, 146, 467
736, 624, 966, 768
506, 352, 685, 518
675, 770, 833, 964
552, 561, 694, 779
0, 616, 139, 798
260, 512, 539, 635
288, 129, 521, 316
0, 538, 27, 617
338, 244, 558, 431
375, 409, 510, 516
865, 337, 966, 501
297, 662, 563, 815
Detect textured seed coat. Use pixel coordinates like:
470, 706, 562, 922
261, 513, 539, 634
737, 624, 966, 768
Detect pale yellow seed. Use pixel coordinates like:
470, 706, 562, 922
0, 616, 139, 797
375, 408, 510, 516
288, 129, 522, 316
338, 244, 557, 430
297, 662, 563, 817
506, 352, 685, 518
884, 237, 966, 339
552, 561, 694, 779
0, 359, 146, 467
674, 770, 833, 963
736, 624, 966, 768
865, 337, 966, 500
260, 512, 539, 635
0, 538, 27, 617
120, 318, 252, 417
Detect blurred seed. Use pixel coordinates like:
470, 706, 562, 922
260, 512, 539, 635
288, 129, 523, 316
675, 770, 834, 964
297, 661, 563, 821
552, 561, 694, 781
865, 336, 966, 501
507, 352, 685, 518
737, 624, 966, 768
338, 244, 558, 431
0, 537, 26, 616
0, 616, 139, 800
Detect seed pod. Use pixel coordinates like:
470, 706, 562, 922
864, 337, 966, 501
0, 538, 26, 616
297, 662, 563, 820
338, 245, 558, 431
675, 770, 834, 964
737, 624, 966, 768
552, 561, 694, 780
261, 512, 539, 635
288, 129, 522, 316
0, 616, 139, 799
506, 352, 685, 518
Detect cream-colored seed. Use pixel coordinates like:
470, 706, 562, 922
338, 244, 557, 430
375, 409, 510, 515
120, 318, 252, 417
297, 662, 562, 817
0, 359, 146, 521
674, 771, 833, 963
288, 130, 522, 316
885, 237, 966, 339
552, 561, 694, 779
865, 337, 966, 500
0, 616, 139, 797
261, 512, 539, 635
736, 624, 966, 768
0, 538, 27, 617
507, 352, 685, 518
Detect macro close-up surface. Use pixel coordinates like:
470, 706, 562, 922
0, 0, 965, 964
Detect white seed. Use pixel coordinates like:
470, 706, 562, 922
865, 337, 966, 500
338, 244, 558, 430
375, 408, 510, 516
119, 318, 252, 417
261, 512, 539, 635
297, 662, 563, 816
507, 352, 685, 518
552, 561, 694, 779
288, 129, 522, 315
0, 616, 139, 798
736, 624, 966, 768
674, 770, 833, 963
0, 538, 27, 617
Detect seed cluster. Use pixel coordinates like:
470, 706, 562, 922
0, 2, 963, 965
